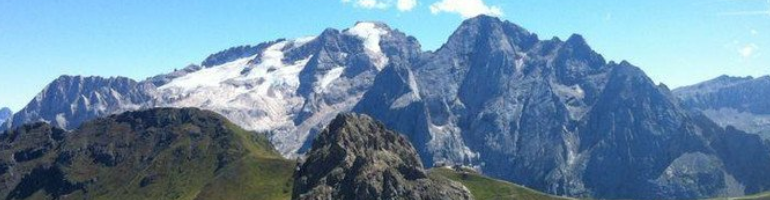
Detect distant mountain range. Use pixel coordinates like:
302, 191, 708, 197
674, 75, 770, 140
1, 76, 155, 131
2, 15, 770, 199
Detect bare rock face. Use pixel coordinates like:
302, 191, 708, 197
1, 76, 156, 131
674, 75, 770, 139
352, 15, 770, 199
292, 113, 472, 200
0, 108, 11, 125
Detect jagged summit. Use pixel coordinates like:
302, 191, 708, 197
441, 15, 538, 54
675, 74, 767, 97
2, 75, 155, 131
564, 34, 592, 54
352, 21, 392, 29
292, 113, 472, 200
308, 113, 424, 167
675, 74, 770, 140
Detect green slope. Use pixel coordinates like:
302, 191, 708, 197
0, 108, 294, 200
430, 167, 576, 200
708, 192, 770, 200
432, 167, 770, 200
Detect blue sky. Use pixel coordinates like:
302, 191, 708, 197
1, 0, 769, 111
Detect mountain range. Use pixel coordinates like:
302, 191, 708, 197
2, 15, 770, 199
674, 75, 770, 140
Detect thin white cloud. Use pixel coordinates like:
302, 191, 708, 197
341, 0, 415, 11
429, 0, 503, 18
740, 43, 760, 58
340, 0, 388, 10
360, 0, 390, 9
397, 0, 417, 11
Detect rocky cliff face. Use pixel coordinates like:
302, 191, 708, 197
352, 16, 770, 199
674, 75, 770, 139
292, 113, 472, 200
0, 108, 10, 125
1, 76, 156, 131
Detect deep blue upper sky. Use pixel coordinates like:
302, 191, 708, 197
1, 0, 769, 111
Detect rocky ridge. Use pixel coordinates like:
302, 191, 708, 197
292, 113, 472, 200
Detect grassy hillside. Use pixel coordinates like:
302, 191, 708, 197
432, 167, 770, 200
430, 167, 576, 200
0, 108, 294, 200
709, 192, 770, 200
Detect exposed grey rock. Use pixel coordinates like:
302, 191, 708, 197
292, 113, 473, 200
0, 108, 11, 125
1, 76, 156, 131
353, 15, 770, 199
674, 75, 770, 139
200, 42, 281, 68
144, 64, 203, 87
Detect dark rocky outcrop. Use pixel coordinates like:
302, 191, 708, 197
292, 113, 472, 200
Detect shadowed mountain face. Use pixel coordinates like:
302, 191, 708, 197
674, 75, 770, 139
292, 113, 472, 200
3, 15, 770, 199
352, 16, 770, 199
0, 108, 294, 200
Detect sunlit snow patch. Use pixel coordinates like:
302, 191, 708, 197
345, 22, 390, 70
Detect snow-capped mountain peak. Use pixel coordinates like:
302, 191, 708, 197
345, 22, 391, 70
154, 22, 419, 157
156, 37, 318, 143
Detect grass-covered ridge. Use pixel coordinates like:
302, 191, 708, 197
0, 108, 294, 200
708, 192, 770, 200
430, 167, 576, 200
